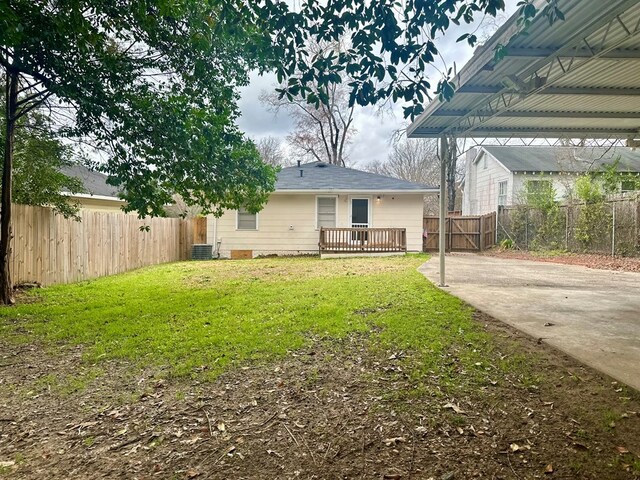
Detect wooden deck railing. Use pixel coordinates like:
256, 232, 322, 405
319, 227, 407, 253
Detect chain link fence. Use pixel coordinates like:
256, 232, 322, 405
498, 194, 640, 256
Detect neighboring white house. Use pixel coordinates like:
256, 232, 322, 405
462, 146, 640, 216
207, 161, 438, 258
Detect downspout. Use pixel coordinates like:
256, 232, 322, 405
213, 216, 220, 259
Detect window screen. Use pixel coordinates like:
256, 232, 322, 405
621, 180, 638, 192
317, 197, 336, 228
526, 180, 553, 202
498, 181, 507, 206
527, 180, 551, 193
237, 207, 257, 230
351, 199, 368, 225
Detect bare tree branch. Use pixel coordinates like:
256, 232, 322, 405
255, 136, 289, 167
260, 38, 356, 166
14, 91, 54, 121
15, 88, 48, 109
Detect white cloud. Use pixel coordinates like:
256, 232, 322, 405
237, 71, 296, 140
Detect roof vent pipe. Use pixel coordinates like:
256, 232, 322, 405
297, 159, 301, 167
299, 169, 303, 177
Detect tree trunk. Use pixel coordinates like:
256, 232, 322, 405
447, 171, 457, 212
0, 71, 17, 304
445, 136, 457, 213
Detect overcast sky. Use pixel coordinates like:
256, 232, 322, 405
237, 1, 519, 168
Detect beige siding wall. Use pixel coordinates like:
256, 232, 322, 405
369, 194, 424, 252
207, 192, 425, 258
70, 196, 129, 214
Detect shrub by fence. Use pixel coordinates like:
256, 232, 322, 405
10, 204, 201, 286
498, 195, 640, 256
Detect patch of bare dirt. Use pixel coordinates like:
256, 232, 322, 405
1, 314, 640, 479
484, 249, 640, 273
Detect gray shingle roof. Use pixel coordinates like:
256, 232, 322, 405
275, 162, 437, 192
60, 164, 121, 198
482, 146, 640, 173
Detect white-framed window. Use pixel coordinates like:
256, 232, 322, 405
498, 180, 508, 206
316, 196, 337, 229
236, 207, 258, 230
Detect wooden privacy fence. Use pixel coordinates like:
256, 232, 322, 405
319, 227, 407, 253
423, 212, 497, 252
192, 216, 207, 244
10, 204, 200, 286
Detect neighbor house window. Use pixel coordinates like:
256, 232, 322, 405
237, 207, 257, 230
483, 155, 488, 169
317, 196, 337, 228
621, 180, 639, 193
498, 181, 508, 206
525, 179, 553, 202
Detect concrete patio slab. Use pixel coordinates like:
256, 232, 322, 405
419, 254, 640, 391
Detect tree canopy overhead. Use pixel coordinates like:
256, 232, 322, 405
1, 0, 279, 217
266, 0, 509, 118
263, 0, 561, 118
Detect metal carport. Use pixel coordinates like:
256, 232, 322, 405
407, 0, 640, 285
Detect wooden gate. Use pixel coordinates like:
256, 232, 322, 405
423, 212, 496, 252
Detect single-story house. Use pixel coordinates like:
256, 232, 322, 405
207, 161, 438, 258
61, 164, 127, 213
463, 146, 640, 215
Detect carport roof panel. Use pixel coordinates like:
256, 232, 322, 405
407, 0, 640, 139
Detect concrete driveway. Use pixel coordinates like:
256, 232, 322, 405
419, 254, 640, 391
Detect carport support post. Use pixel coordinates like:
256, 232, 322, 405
439, 136, 448, 287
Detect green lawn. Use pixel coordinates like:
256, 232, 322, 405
3, 255, 640, 480
0, 255, 494, 383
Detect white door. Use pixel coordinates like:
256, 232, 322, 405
351, 198, 369, 244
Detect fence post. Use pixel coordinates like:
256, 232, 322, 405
479, 215, 485, 251
612, 202, 616, 257
525, 208, 529, 250
636, 199, 640, 251
565, 206, 569, 251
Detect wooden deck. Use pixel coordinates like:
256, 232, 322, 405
319, 227, 407, 253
